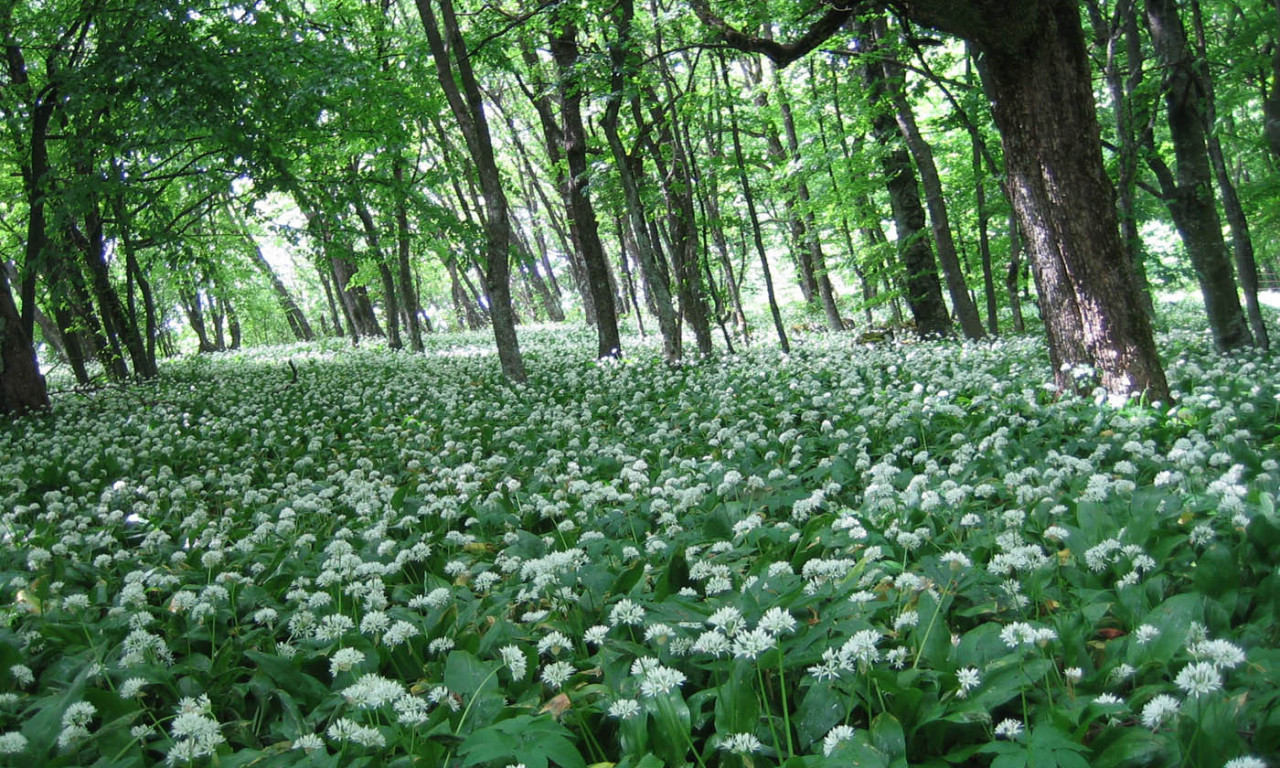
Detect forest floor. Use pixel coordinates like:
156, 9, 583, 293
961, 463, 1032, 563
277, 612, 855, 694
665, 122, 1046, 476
1, 301, 1277, 767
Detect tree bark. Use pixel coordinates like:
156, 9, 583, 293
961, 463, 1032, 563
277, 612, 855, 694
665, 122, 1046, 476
392, 161, 425, 352
350, 181, 403, 349
0, 266, 49, 415
857, 29, 952, 337
603, 0, 681, 362
1084, 0, 1157, 317
720, 53, 789, 353
1189, 0, 1270, 349
872, 23, 984, 339
1267, 0, 1280, 162
415, 0, 526, 381
1144, 0, 1252, 351
972, 1, 1168, 396
549, 19, 622, 356
697, 0, 1172, 399
777, 83, 844, 332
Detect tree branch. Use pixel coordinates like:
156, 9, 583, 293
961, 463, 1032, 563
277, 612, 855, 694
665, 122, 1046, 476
689, 0, 866, 68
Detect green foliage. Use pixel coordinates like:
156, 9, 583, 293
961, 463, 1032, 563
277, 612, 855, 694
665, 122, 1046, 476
2, 309, 1279, 766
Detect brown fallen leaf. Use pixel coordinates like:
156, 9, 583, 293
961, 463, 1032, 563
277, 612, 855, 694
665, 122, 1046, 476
541, 692, 572, 719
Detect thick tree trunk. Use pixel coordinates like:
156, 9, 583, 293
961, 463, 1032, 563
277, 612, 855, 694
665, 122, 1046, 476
973, 1, 1169, 397
0, 269, 49, 415
416, 0, 525, 381
549, 19, 622, 356
1145, 0, 1251, 351
696, 0, 1172, 397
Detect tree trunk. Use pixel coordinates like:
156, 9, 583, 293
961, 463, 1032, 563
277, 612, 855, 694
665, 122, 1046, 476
350, 182, 403, 349
647, 67, 715, 357
615, 217, 648, 337
250, 236, 314, 342
1190, 0, 1269, 349
415, 0, 525, 381
1084, 0, 1157, 317
973, 128, 998, 335
377, 262, 403, 349
512, 227, 563, 322
50, 303, 91, 385
874, 24, 984, 340
776, 85, 844, 332
696, 0, 1172, 397
392, 161, 425, 352
720, 53, 789, 353
603, 0, 681, 362
0, 268, 49, 415
317, 261, 345, 339
549, 18, 622, 356
1006, 211, 1026, 333
969, 1, 1169, 396
517, 43, 598, 326
1267, 1, 1280, 162
751, 68, 820, 309
857, 32, 951, 337
80, 205, 151, 377
1145, 0, 1251, 351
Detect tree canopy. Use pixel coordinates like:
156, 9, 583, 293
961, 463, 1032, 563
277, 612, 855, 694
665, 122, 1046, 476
2, 0, 1278, 412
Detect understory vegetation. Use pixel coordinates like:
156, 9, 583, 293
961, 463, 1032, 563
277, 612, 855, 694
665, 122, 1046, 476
1, 305, 1278, 768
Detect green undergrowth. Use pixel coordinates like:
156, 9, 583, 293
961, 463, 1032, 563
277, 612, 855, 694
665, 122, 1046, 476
1, 315, 1278, 768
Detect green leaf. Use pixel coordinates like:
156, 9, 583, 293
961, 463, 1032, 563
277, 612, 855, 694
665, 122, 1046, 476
444, 650, 498, 697
1091, 728, 1170, 768
654, 547, 689, 600
245, 650, 329, 705
796, 684, 844, 749
870, 713, 906, 768
613, 562, 646, 596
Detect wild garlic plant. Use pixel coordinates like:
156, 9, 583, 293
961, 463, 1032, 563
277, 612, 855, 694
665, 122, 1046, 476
0, 312, 1276, 767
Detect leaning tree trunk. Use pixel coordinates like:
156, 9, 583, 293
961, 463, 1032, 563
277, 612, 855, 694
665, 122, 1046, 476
1145, 0, 1251, 352
857, 32, 951, 337
416, 0, 525, 381
549, 18, 622, 356
1190, 0, 1270, 349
